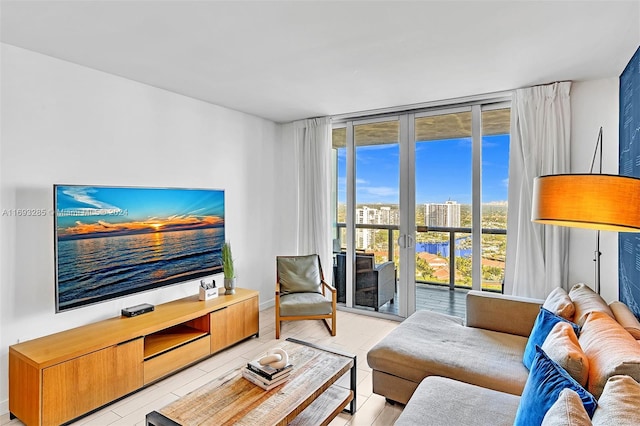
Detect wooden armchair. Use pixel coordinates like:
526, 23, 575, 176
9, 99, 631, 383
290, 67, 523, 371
275, 254, 337, 339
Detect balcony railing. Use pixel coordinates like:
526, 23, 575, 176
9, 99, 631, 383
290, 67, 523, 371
335, 223, 506, 293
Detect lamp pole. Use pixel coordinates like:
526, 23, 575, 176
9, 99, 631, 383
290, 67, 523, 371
590, 127, 603, 294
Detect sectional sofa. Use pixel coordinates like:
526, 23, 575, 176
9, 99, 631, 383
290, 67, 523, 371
367, 284, 640, 425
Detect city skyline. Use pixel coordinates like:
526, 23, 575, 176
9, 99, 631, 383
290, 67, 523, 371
337, 134, 510, 205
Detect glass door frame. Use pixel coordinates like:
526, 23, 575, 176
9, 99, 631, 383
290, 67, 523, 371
333, 97, 511, 318
400, 105, 475, 316
342, 115, 400, 311
398, 114, 412, 318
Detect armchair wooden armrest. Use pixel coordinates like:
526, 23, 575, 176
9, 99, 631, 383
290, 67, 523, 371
322, 280, 336, 292
321, 279, 336, 298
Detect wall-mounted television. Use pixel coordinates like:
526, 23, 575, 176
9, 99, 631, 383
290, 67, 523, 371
54, 185, 225, 312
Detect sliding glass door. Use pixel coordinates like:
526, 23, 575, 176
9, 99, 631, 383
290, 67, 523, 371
332, 100, 510, 318
332, 118, 400, 312
412, 108, 473, 316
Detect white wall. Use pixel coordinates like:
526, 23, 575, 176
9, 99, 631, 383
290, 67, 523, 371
0, 43, 297, 413
568, 78, 620, 303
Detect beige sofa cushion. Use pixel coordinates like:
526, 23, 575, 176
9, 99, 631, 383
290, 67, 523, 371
395, 376, 520, 426
542, 321, 589, 386
543, 287, 575, 320
541, 388, 592, 426
569, 283, 614, 327
465, 290, 542, 338
579, 311, 640, 398
367, 310, 530, 396
592, 375, 640, 426
609, 301, 640, 339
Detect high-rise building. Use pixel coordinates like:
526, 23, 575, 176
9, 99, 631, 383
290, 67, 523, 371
355, 205, 399, 250
356, 206, 373, 248
425, 201, 460, 227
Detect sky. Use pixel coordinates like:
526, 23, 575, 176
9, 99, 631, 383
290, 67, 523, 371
55, 186, 225, 238
337, 134, 510, 205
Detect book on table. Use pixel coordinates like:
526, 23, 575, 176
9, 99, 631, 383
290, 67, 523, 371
242, 365, 292, 384
246, 360, 293, 380
241, 367, 290, 391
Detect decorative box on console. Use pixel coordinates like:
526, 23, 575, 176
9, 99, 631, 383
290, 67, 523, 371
199, 279, 219, 300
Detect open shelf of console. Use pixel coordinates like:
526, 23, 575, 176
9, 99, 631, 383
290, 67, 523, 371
9, 288, 259, 426
144, 323, 209, 359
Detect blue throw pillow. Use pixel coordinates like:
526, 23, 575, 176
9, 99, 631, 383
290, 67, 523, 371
523, 307, 580, 369
514, 346, 597, 426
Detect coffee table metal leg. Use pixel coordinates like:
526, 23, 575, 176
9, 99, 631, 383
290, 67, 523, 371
345, 354, 357, 414
145, 411, 180, 426
285, 337, 357, 415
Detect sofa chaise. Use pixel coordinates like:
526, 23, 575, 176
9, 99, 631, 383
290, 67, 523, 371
367, 284, 640, 425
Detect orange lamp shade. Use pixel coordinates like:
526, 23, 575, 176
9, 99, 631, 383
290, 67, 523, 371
532, 174, 640, 232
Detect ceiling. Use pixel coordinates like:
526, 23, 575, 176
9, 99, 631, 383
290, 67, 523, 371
1, 1, 639, 123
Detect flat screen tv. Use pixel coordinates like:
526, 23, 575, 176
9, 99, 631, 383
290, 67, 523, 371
54, 185, 225, 312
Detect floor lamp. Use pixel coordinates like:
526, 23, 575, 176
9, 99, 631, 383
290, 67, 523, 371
531, 127, 640, 294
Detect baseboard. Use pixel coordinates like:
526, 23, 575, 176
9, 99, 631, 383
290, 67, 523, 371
260, 298, 275, 311
0, 398, 8, 417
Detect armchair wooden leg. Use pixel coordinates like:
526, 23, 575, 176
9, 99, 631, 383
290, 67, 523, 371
331, 312, 336, 336
275, 292, 281, 339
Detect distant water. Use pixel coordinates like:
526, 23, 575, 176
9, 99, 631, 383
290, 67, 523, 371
415, 236, 472, 258
57, 227, 223, 309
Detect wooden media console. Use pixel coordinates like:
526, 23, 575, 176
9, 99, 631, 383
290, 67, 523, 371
9, 288, 259, 426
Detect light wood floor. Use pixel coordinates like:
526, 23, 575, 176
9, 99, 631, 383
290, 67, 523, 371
2, 307, 403, 426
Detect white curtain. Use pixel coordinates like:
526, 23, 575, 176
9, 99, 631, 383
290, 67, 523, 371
293, 117, 332, 275
504, 82, 571, 299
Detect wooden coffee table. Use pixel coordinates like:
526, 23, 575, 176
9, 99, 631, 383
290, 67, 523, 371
146, 338, 356, 425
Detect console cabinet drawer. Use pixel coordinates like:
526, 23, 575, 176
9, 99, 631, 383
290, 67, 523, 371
42, 338, 143, 426
144, 335, 210, 384
210, 296, 259, 353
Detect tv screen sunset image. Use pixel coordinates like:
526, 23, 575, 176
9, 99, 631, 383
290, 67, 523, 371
54, 185, 225, 311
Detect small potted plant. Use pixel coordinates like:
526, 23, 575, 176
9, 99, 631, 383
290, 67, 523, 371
222, 241, 236, 295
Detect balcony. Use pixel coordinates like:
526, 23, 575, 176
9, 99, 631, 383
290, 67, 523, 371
334, 223, 506, 318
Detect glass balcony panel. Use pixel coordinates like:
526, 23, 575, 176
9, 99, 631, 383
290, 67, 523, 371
482, 233, 506, 292
352, 120, 399, 312
415, 230, 450, 285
